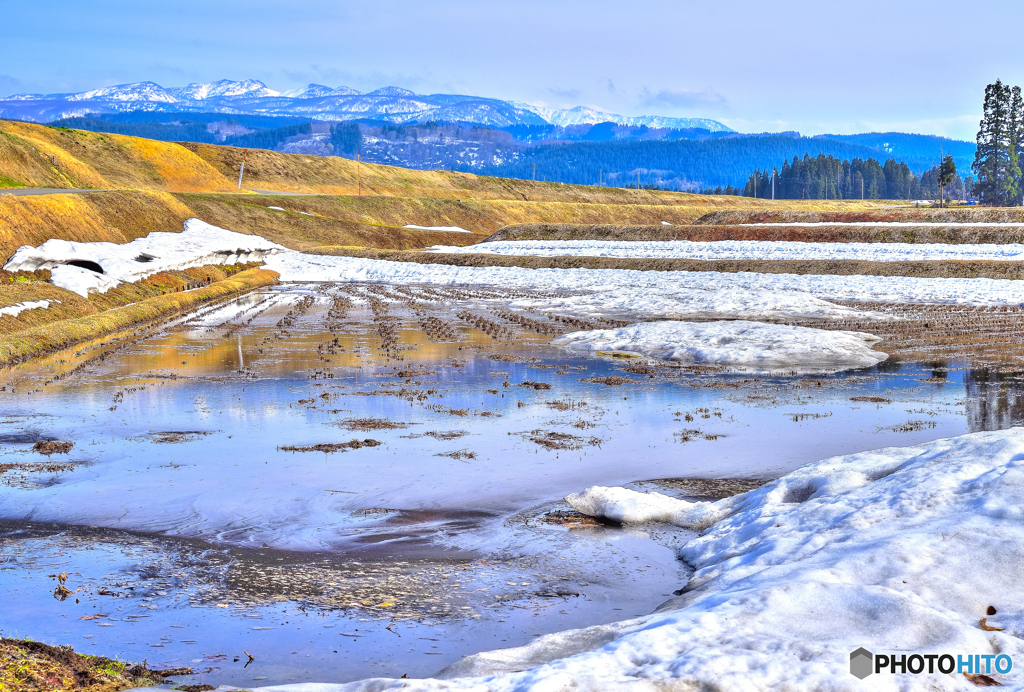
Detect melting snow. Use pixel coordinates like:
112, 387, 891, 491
552, 321, 886, 373
4, 219, 287, 297
428, 238, 1024, 262
0, 299, 61, 317
192, 429, 1024, 690
403, 224, 474, 234
262, 252, 1024, 319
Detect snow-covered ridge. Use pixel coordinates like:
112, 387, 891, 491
0, 79, 732, 131
514, 103, 735, 131
3, 220, 287, 297
430, 238, 1024, 262
552, 321, 887, 373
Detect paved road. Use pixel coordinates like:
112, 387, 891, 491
0, 188, 107, 197
245, 188, 323, 196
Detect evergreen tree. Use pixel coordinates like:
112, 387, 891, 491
973, 80, 1014, 205
938, 154, 957, 207
1009, 86, 1024, 204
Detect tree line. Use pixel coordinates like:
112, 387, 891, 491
729, 153, 970, 201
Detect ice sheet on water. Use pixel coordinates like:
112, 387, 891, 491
552, 321, 887, 373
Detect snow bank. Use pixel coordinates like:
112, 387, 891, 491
403, 224, 474, 234
266, 250, 1024, 324
552, 321, 887, 373
263, 253, 883, 322
0, 299, 61, 317
213, 429, 1024, 690
3, 219, 287, 297
428, 238, 1024, 262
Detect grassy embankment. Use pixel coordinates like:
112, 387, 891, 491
488, 221, 1024, 244
0, 267, 277, 367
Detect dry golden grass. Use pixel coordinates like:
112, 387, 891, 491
0, 120, 234, 192
0, 267, 277, 366
0, 190, 194, 260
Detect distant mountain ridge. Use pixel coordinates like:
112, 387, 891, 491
0, 78, 735, 132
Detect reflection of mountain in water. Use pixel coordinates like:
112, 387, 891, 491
965, 369, 1024, 432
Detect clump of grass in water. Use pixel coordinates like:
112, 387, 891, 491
278, 440, 382, 453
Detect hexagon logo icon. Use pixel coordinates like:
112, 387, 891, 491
850, 647, 874, 679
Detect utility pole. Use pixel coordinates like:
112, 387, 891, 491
599, 168, 602, 186
939, 138, 944, 208
237, 149, 248, 189
357, 150, 361, 196
771, 170, 775, 200
637, 169, 640, 190
861, 176, 864, 200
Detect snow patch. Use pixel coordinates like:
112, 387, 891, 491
4, 220, 287, 297
262, 252, 1024, 312
0, 299, 61, 318
403, 224, 474, 234
428, 238, 1024, 262
552, 321, 887, 373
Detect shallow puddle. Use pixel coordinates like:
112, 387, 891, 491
1, 283, 1022, 687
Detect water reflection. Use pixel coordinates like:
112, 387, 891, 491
965, 367, 1024, 432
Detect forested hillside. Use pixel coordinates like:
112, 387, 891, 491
39, 112, 973, 192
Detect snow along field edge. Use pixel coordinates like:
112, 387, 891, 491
428, 238, 1024, 262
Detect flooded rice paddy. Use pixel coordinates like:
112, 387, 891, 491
2, 282, 1023, 688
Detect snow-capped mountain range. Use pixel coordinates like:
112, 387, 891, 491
0, 79, 734, 132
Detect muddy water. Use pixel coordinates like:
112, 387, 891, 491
0, 283, 1021, 687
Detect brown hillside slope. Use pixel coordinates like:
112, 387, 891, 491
0, 118, 893, 262
182, 141, 775, 206
0, 191, 482, 261
0, 191, 195, 259
0, 120, 235, 192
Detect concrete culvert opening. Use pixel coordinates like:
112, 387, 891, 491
64, 260, 104, 274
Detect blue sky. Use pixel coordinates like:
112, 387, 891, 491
2, 0, 1021, 140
